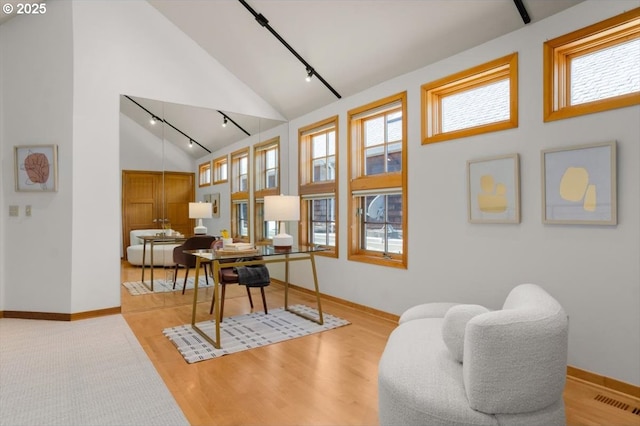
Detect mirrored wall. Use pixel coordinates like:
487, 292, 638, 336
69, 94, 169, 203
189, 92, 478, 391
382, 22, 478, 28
119, 95, 286, 312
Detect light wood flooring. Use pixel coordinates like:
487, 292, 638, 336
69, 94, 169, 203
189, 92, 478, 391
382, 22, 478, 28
120, 262, 640, 426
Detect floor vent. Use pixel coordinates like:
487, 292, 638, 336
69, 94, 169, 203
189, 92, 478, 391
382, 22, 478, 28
594, 394, 640, 415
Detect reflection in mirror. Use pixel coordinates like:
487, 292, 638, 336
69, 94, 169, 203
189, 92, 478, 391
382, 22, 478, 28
119, 95, 285, 313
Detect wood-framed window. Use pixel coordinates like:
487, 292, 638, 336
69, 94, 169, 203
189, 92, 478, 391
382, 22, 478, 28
348, 92, 407, 269
231, 200, 249, 242
230, 148, 249, 242
543, 8, 640, 122
230, 148, 249, 195
213, 155, 228, 184
253, 137, 280, 243
299, 116, 338, 257
254, 137, 280, 194
253, 198, 278, 245
421, 52, 518, 144
198, 161, 211, 187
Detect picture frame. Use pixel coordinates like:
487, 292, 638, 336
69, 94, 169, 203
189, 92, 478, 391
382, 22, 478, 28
203, 192, 221, 218
467, 153, 520, 224
14, 144, 58, 192
541, 141, 616, 225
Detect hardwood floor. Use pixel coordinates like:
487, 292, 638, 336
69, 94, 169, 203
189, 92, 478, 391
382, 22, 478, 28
120, 263, 640, 426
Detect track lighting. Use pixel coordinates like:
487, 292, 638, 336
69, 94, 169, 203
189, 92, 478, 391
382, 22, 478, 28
238, 0, 341, 99
124, 96, 212, 154
217, 110, 251, 136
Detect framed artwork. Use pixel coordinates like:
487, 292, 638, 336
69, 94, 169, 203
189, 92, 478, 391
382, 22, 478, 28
203, 193, 221, 218
467, 153, 520, 224
541, 141, 616, 225
14, 145, 58, 192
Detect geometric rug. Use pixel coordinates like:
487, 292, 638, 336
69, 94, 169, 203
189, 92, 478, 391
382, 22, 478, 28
162, 304, 350, 363
122, 276, 210, 295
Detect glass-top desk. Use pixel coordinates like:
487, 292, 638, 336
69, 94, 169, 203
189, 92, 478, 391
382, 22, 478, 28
186, 245, 325, 349
140, 234, 188, 290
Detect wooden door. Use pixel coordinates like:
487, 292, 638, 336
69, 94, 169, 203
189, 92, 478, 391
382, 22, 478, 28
122, 170, 195, 256
163, 173, 194, 237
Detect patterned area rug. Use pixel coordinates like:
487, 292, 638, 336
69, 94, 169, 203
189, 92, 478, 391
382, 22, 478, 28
163, 304, 350, 363
122, 276, 210, 295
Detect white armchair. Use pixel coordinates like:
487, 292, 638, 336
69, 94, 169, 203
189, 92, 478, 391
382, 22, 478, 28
126, 229, 179, 267
378, 284, 569, 425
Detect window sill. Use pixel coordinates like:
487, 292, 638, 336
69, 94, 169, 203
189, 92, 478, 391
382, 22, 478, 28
347, 253, 406, 269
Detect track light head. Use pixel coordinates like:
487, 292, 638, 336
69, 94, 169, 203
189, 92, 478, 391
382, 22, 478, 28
189, 140, 193, 147
222, 117, 228, 127
305, 67, 314, 82
150, 115, 158, 125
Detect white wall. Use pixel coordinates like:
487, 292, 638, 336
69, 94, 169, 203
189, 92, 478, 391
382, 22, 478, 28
280, 1, 639, 385
0, 0, 284, 314
0, 1, 74, 313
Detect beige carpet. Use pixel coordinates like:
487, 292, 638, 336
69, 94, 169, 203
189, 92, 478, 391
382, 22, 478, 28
0, 315, 188, 425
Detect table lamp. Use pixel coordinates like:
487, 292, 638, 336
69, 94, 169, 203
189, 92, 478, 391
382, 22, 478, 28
264, 194, 300, 249
189, 202, 212, 235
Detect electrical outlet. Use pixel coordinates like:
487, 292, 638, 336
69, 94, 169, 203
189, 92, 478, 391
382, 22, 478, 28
25, 205, 32, 217
9, 205, 19, 217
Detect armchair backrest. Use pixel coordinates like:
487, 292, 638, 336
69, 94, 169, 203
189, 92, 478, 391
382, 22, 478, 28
462, 283, 568, 414
173, 235, 217, 266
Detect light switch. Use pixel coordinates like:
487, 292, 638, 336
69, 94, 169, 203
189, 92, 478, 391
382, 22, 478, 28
9, 205, 19, 217
25, 205, 32, 217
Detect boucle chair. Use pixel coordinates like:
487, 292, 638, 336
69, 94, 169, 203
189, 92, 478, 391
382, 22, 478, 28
378, 283, 569, 426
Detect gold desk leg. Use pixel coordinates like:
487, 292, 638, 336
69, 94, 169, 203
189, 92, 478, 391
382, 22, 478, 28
149, 241, 154, 291
284, 253, 324, 325
310, 253, 324, 324
284, 254, 290, 309
141, 241, 147, 283
190, 257, 221, 349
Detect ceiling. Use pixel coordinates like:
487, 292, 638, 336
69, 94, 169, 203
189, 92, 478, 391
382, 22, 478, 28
3, 0, 585, 157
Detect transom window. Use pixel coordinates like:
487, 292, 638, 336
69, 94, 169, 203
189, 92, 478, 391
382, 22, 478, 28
198, 161, 211, 187
213, 155, 228, 184
544, 8, 640, 121
421, 53, 518, 144
299, 116, 338, 257
348, 93, 407, 268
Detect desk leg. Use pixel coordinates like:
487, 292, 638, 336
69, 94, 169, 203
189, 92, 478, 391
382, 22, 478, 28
309, 253, 324, 324
191, 258, 221, 349
284, 254, 290, 309
149, 241, 155, 291
141, 242, 147, 283
284, 253, 324, 325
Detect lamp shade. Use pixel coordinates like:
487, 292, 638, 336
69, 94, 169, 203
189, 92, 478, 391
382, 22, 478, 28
264, 195, 300, 221
189, 202, 212, 219
189, 202, 212, 235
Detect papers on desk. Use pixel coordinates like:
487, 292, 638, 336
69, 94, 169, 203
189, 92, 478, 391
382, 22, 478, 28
222, 243, 254, 251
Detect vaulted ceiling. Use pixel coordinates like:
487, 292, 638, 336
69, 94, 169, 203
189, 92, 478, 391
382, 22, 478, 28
2, 0, 585, 157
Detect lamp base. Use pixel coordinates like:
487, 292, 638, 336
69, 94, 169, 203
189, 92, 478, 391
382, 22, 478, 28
194, 225, 207, 235
272, 233, 293, 249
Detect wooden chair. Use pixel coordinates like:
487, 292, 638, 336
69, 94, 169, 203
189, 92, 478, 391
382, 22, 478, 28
172, 235, 218, 294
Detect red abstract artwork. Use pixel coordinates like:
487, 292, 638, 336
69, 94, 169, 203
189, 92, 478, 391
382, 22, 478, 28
23, 152, 50, 186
